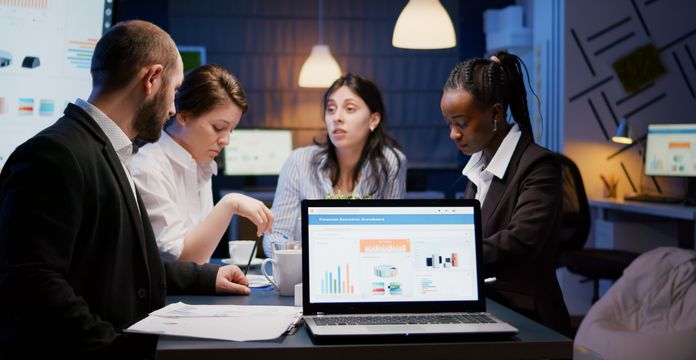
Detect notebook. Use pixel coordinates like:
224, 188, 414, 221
301, 199, 518, 341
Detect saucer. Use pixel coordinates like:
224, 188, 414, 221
221, 257, 263, 267
246, 274, 273, 288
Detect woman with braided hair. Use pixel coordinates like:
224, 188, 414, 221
440, 51, 571, 335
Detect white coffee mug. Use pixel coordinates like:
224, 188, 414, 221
228, 240, 257, 264
262, 241, 302, 296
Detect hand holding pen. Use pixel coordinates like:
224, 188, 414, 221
243, 235, 263, 276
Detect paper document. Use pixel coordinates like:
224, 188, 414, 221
126, 302, 302, 341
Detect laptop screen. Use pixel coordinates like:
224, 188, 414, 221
302, 199, 485, 315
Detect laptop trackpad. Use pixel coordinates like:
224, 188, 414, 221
367, 325, 425, 333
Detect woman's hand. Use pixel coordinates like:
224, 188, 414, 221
224, 193, 274, 236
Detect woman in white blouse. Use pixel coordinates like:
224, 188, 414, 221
132, 64, 273, 264
263, 73, 406, 256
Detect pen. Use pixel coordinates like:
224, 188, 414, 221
243, 235, 263, 276
286, 315, 304, 335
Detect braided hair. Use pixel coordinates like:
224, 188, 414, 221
444, 51, 533, 137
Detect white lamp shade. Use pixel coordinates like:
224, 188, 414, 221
392, 0, 456, 49
298, 45, 342, 88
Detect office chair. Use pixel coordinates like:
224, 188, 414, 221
555, 153, 639, 303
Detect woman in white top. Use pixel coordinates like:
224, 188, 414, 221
263, 73, 406, 255
132, 64, 273, 264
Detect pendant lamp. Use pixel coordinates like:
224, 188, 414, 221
298, 0, 342, 88
392, 0, 456, 49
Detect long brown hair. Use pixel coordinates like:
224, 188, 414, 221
312, 73, 402, 196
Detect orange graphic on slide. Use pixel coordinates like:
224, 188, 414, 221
360, 239, 410, 253
668, 142, 691, 149
0, 0, 48, 9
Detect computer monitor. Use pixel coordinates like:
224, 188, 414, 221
177, 46, 206, 72
645, 123, 696, 177
223, 129, 293, 176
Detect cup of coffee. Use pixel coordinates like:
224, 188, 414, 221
261, 240, 302, 296
228, 240, 257, 265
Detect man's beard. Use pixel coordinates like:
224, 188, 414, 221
133, 88, 170, 143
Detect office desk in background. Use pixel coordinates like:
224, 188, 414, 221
589, 197, 696, 250
158, 290, 572, 360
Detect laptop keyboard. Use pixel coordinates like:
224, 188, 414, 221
314, 313, 496, 326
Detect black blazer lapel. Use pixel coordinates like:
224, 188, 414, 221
481, 132, 534, 230
66, 104, 150, 267
135, 189, 153, 279
101, 143, 151, 271
482, 178, 506, 230
463, 182, 477, 198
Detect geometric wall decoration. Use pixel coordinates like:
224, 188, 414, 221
564, 0, 696, 198
613, 44, 666, 93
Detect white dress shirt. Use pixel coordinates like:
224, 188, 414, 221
462, 123, 521, 207
130, 131, 217, 261
263, 145, 407, 256
75, 99, 138, 202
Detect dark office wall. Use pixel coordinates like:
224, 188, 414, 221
165, 0, 507, 167
116, 0, 514, 194
115, 0, 169, 30
163, 0, 513, 195
564, 0, 696, 198
167, 0, 457, 170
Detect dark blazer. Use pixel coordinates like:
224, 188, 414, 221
464, 131, 571, 335
0, 104, 218, 357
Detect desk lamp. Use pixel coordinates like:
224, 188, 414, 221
612, 118, 632, 144
609, 118, 640, 194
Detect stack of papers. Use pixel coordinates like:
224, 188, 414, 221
126, 302, 302, 341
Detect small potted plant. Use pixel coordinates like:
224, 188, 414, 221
325, 191, 372, 200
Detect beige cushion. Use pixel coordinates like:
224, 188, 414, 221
574, 247, 696, 360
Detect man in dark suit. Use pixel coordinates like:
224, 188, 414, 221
0, 20, 254, 357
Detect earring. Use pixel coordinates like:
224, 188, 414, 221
369, 126, 375, 132
493, 119, 498, 132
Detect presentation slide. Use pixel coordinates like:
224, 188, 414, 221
224, 129, 293, 176
307, 207, 478, 303
0, 0, 113, 169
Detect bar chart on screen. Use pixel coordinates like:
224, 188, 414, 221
320, 263, 355, 295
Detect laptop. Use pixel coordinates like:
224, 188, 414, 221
301, 199, 518, 341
